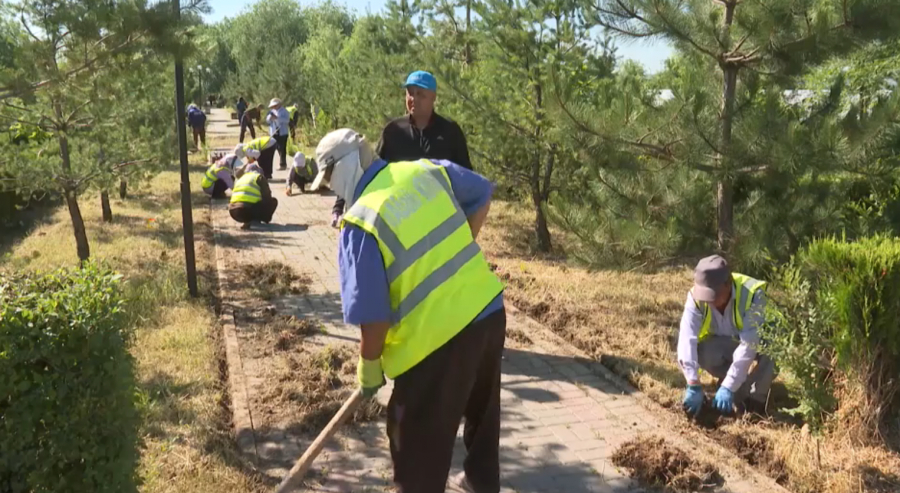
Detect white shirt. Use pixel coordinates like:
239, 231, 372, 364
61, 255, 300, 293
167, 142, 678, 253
266, 107, 290, 137
676, 286, 766, 391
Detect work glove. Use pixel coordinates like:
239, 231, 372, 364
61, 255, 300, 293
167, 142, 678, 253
682, 385, 704, 417
357, 356, 385, 398
712, 387, 734, 414
331, 213, 341, 229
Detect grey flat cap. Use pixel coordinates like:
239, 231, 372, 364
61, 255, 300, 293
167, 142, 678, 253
693, 255, 731, 302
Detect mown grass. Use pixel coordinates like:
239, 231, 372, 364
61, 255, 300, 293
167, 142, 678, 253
479, 200, 900, 493
0, 153, 266, 492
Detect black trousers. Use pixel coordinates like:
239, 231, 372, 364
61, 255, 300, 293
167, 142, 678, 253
228, 198, 278, 224
274, 134, 288, 170
257, 146, 277, 179
387, 308, 506, 493
210, 179, 228, 199
288, 168, 309, 192
239, 117, 256, 143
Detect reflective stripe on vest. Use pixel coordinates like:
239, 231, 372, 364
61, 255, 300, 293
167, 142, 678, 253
694, 273, 767, 342
245, 136, 274, 152
230, 172, 262, 204
342, 159, 504, 379
201, 163, 227, 190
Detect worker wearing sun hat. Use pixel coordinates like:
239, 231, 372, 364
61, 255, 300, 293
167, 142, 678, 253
315, 127, 505, 493
678, 255, 777, 418
234, 135, 278, 179
201, 152, 240, 199
266, 98, 291, 172
229, 154, 277, 230
327, 70, 473, 229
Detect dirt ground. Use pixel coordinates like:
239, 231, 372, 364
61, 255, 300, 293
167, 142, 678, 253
611, 436, 723, 492
479, 201, 900, 493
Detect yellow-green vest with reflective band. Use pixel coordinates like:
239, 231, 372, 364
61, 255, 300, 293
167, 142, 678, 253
694, 273, 767, 342
201, 162, 228, 190
230, 172, 262, 204
287, 105, 298, 120
342, 159, 505, 379
244, 136, 274, 152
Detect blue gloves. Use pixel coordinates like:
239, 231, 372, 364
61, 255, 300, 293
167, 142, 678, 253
712, 387, 734, 414
682, 385, 704, 416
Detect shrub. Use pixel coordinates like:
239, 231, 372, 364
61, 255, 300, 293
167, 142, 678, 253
761, 235, 900, 442
0, 263, 139, 493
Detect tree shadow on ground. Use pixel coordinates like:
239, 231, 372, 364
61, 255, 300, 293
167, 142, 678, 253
139, 371, 200, 439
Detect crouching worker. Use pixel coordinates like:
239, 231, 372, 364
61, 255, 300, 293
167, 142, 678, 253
229, 156, 278, 230
285, 151, 318, 196
202, 153, 240, 199
234, 136, 278, 180
312, 128, 506, 493
679, 255, 777, 417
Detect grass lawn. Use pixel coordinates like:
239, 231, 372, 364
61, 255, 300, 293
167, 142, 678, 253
479, 202, 900, 493
0, 152, 266, 492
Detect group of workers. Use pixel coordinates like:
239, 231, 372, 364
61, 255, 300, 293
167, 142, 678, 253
204, 70, 778, 493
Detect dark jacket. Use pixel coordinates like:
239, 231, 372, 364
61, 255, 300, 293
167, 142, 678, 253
375, 112, 472, 170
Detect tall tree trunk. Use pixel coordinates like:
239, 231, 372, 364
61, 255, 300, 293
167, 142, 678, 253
533, 191, 552, 253
65, 189, 90, 262
119, 178, 127, 199
717, 1, 738, 254
57, 122, 91, 262
531, 73, 552, 252
101, 191, 113, 222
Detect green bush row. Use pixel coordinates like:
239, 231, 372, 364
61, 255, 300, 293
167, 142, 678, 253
762, 234, 900, 440
0, 264, 139, 493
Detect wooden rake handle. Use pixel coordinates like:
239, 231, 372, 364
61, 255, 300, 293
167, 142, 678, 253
274, 388, 365, 493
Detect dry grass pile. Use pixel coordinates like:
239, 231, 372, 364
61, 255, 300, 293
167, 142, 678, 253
258, 344, 384, 433
239, 260, 311, 300
611, 436, 723, 492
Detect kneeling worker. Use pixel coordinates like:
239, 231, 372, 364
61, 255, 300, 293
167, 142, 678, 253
312, 128, 506, 493
285, 150, 318, 196
679, 255, 777, 417
229, 153, 279, 230
201, 153, 240, 199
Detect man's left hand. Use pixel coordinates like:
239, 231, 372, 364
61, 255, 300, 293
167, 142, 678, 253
712, 387, 734, 414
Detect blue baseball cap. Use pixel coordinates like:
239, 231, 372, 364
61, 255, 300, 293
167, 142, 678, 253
403, 71, 437, 92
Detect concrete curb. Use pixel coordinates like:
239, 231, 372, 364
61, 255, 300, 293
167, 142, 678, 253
212, 202, 259, 464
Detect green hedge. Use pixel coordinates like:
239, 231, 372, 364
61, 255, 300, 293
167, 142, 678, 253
763, 235, 900, 440
0, 264, 139, 493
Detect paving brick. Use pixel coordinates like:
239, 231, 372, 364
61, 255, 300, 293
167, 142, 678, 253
208, 108, 763, 493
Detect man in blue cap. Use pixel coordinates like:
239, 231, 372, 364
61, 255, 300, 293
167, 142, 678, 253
328, 70, 473, 227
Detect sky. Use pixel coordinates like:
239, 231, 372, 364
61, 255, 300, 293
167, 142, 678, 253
204, 0, 674, 73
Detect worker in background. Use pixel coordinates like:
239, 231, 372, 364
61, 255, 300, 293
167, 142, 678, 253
311, 128, 505, 493
236, 96, 248, 124
678, 255, 777, 417
201, 153, 240, 199
187, 103, 207, 149
328, 70, 472, 228
240, 103, 260, 143
234, 136, 277, 180
286, 101, 300, 141
229, 154, 278, 230
266, 98, 291, 171
285, 150, 317, 196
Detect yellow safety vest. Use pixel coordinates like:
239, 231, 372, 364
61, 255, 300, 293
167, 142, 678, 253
201, 163, 228, 190
287, 105, 298, 120
243, 136, 275, 152
342, 159, 504, 379
230, 172, 262, 204
694, 273, 767, 342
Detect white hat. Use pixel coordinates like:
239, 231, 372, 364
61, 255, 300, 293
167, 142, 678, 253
245, 148, 261, 160
311, 129, 362, 192
233, 143, 245, 158
268, 98, 282, 108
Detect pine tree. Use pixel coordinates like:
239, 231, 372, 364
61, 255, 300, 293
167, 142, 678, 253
574, 0, 900, 254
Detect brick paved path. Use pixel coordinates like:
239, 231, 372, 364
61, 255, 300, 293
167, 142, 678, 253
207, 109, 774, 493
